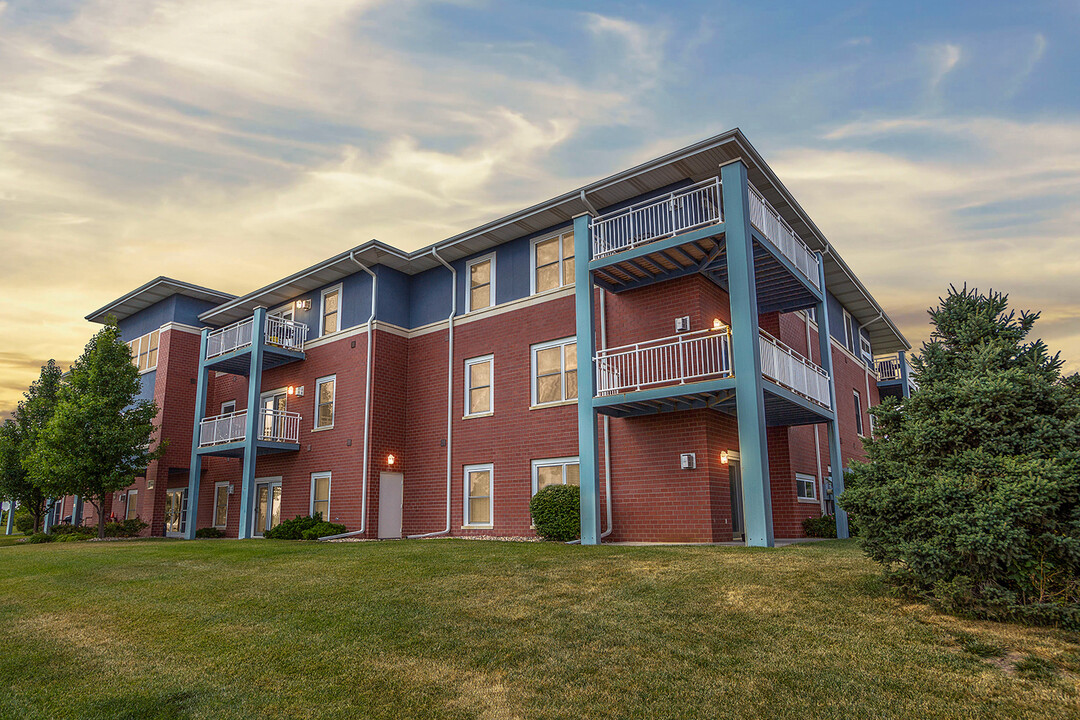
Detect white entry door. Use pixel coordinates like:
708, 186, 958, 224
164, 488, 188, 538
252, 479, 283, 537
378, 472, 403, 539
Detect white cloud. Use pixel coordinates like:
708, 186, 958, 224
926, 42, 962, 92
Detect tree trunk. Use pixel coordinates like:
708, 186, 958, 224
97, 502, 106, 539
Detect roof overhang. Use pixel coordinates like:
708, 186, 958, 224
86, 277, 236, 324
196, 129, 909, 352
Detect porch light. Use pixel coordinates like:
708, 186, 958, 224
720, 451, 729, 465
387, 453, 396, 466
713, 318, 725, 330
287, 385, 295, 395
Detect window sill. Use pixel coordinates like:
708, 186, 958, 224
461, 524, 493, 530
462, 412, 493, 420
530, 399, 578, 410
530, 285, 573, 299
311, 425, 335, 433
797, 497, 818, 504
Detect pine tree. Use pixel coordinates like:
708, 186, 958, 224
842, 286, 1080, 628
28, 322, 163, 539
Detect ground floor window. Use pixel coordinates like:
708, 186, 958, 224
311, 472, 331, 520
531, 458, 580, 495
795, 473, 818, 502
464, 464, 493, 527
213, 482, 230, 529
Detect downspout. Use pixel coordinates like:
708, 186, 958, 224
319, 251, 377, 540
408, 247, 456, 538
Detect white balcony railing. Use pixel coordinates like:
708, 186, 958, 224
591, 177, 723, 259
747, 184, 820, 290
198, 408, 301, 447
758, 330, 831, 408
595, 327, 733, 395
875, 354, 918, 390
205, 314, 308, 360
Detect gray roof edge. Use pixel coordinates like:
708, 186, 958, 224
85, 276, 236, 324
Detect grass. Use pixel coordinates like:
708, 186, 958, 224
0, 539, 1077, 720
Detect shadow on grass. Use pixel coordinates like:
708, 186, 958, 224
83, 690, 195, 720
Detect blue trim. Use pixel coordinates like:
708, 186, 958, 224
592, 376, 737, 409
4, 499, 13, 535
721, 160, 774, 548
749, 228, 824, 302
573, 213, 601, 546
238, 307, 267, 540
588, 222, 725, 273
898, 350, 911, 399
185, 328, 211, 540
815, 254, 849, 539
762, 380, 835, 422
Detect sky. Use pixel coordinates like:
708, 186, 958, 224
1, 0, 1078, 414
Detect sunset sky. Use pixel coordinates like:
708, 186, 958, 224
1, 0, 1078, 414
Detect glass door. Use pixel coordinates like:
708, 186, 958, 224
252, 480, 282, 537
165, 488, 188, 537
260, 392, 287, 440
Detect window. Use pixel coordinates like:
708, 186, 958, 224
853, 390, 864, 436
220, 400, 236, 415
860, 331, 873, 368
311, 472, 331, 520
125, 490, 138, 521
466, 255, 494, 312
531, 458, 580, 495
805, 306, 816, 324
213, 482, 229, 529
843, 310, 857, 355
795, 473, 817, 502
533, 231, 575, 294
321, 285, 341, 335
315, 375, 336, 429
532, 338, 577, 406
464, 356, 493, 417
464, 464, 493, 527
127, 330, 160, 372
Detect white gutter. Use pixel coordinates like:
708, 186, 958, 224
408, 248, 456, 538
319, 252, 377, 541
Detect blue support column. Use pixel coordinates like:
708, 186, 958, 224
185, 329, 211, 540
43, 499, 53, 533
815, 254, 849, 539
898, 350, 911, 399
71, 495, 81, 527
4, 500, 13, 535
721, 160, 774, 548
238, 307, 267, 540
573, 213, 602, 546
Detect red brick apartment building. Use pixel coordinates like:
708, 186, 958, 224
48, 129, 916, 546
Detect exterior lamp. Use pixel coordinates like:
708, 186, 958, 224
713, 318, 725, 330
387, 453, 396, 466
720, 451, 729, 465
287, 385, 295, 395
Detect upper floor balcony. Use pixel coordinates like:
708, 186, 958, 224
592, 326, 831, 425
196, 408, 301, 457
875, 353, 918, 399
203, 312, 308, 375
588, 178, 822, 314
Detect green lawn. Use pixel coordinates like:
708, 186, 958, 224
0, 539, 1077, 720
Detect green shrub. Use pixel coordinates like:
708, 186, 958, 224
104, 519, 148, 538
26, 532, 53, 544
195, 527, 225, 539
55, 531, 95, 543
529, 484, 580, 542
301, 522, 346, 540
802, 515, 837, 538
49, 523, 84, 536
264, 514, 323, 540
14, 510, 34, 534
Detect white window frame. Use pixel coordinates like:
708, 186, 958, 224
530, 337, 578, 407
271, 303, 295, 323
314, 375, 336, 430
463, 463, 494, 528
320, 284, 342, 336
530, 230, 575, 295
842, 309, 857, 355
125, 489, 138, 520
853, 389, 864, 436
859, 330, 873, 368
530, 457, 580, 495
220, 400, 236, 415
127, 329, 161, 374
465, 254, 496, 313
464, 355, 494, 418
213, 481, 230, 529
795, 473, 818, 503
310, 472, 331, 520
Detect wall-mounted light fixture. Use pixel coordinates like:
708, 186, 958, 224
720, 450, 729, 465
295, 299, 311, 311
713, 318, 726, 330
287, 385, 295, 395
387, 453, 396, 467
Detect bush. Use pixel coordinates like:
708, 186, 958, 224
26, 532, 53, 544
104, 518, 148, 538
802, 515, 837, 538
301, 522, 347, 541
55, 530, 95, 542
529, 484, 580, 541
195, 527, 226, 539
48, 523, 84, 536
14, 510, 34, 534
264, 514, 323, 540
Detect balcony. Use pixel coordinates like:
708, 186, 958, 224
203, 313, 308, 375
593, 326, 833, 425
875, 353, 918, 398
592, 178, 723, 259
747, 184, 820, 290
197, 408, 301, 456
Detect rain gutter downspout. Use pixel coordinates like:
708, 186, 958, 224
319, 251, 377, 540
408, 247, 456, 538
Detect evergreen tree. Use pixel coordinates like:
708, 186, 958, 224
842, 286, 1080, 628
28, 321, 163, 539
0, 360, 63, 533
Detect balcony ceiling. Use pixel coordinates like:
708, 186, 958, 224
195, 129, 908, 352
